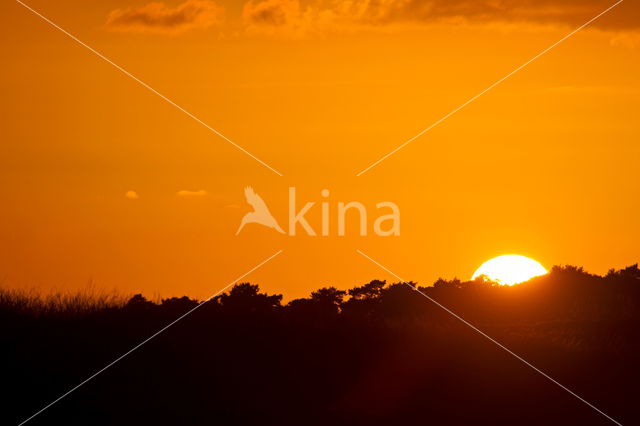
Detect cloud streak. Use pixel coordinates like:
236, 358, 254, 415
106, 0, 223, 34
177, 190, 208, 197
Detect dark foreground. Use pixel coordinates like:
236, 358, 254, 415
2, 265, 640, 425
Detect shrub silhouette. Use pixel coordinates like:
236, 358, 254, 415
2, 264, 640, 425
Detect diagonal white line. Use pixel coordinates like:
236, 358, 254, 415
356, 249, 623, 426
356, 0, 623, 177
17, 249, 284, 426
14, 0, 283, 177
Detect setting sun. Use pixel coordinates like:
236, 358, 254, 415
472, 255, 548, 285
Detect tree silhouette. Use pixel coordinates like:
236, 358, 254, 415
2, 264, 640, 425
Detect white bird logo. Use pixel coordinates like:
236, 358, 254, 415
236, 187, 285, 235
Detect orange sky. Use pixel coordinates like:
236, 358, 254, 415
1, 0, 638, 300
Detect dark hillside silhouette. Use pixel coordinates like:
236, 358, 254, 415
2, 264, 640, 425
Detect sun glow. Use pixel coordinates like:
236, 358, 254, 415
472, 255, 547, 286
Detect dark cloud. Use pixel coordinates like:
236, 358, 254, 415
341, 0, 635, 30
242, 0, 637, 33
243, 0, 301, 27
106, 0, 223, 34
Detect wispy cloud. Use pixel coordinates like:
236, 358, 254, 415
125, 190, 140, 200
177, 189, 208, 197
106, 0, 223, 34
